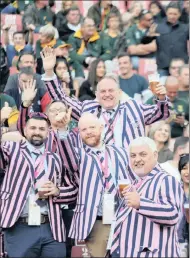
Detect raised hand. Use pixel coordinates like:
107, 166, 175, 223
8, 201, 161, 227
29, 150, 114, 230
40, 47, 56, 72
2, 24, 12, 31
154, 84, 167, 101
147, 23, 160, 37
21, 79, 37, 107
1, 102, 13, 122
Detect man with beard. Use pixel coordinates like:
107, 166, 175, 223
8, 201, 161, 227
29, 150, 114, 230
54, 112, 134, 257
0, 113, 67, 258
110, 137, 183, 258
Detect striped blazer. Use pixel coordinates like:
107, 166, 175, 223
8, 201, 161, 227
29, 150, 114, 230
44, 77, 170, 148
0, 139, 67, 242
66, 145, 134, 240
111, 164, 184, 258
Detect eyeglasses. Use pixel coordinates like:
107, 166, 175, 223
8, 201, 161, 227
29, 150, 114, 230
49, 108, 67, 113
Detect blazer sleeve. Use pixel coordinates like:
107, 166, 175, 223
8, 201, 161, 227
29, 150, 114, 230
43, 75, 82, 121
0, 141, 15, 169
140, 97, 170, 125
137, 176, 184, 226
17, 104, 30, 137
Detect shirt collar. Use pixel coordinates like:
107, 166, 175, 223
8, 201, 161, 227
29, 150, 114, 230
166, 20, 180, 27
102, 104, 118, 114
27, 142, 45, 154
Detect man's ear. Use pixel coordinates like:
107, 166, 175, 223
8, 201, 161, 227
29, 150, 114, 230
24, 127, 27, 137
153, 151, 158, 160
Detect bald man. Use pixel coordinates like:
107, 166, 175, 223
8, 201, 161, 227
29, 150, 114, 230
146, 76, 189, 137
42, 47, 170, 149
62, 113, 134, 257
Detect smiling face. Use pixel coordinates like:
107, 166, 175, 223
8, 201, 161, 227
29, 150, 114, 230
153, 124, 170, 144
130, 144, 158, 177
24, 118, 49, 146
13, 33, 25, 46
78, 114, 103, 148
181, 162, 189, 185
118, 56, 132, 77
96, 77, 121, 109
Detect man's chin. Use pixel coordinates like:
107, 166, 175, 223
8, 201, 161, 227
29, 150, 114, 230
30, 140, 44, 147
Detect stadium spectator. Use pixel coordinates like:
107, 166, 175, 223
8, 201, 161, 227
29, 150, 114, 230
111, 137, 183, 258
4, 52, 47, 93
54, 57, 79, 98
101, 13, 123, 60
178, 64, 189, 104
2, 24, 33, 67
146, 76, 189, 138
0, 113, 66, 258
79, 59, 106, 101
87, 0, 120, 31
178, 153, 189, 258
146, 2, 189, 76
56, 5, 82, 42
1, 0, 19, 14
54, 40, 84, 78
43, 47, 169, 149
148, 121, 173, 163
161, 136, 189, 182
5, 67, 51, 112
169, 58, 185, 78
0, 44, 9, 92
118, 53, 149, 99
0, 93, 19, 135
179, 0, 189, 24
126, 10, 156, 69
68, 17, 112, 68
149, 0, 166, 24
125, 1, 143, 25
22, 0, 55, 33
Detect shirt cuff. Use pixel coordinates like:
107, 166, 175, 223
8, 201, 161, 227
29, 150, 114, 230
155, 96, 169, 103
41, 73, 57, 81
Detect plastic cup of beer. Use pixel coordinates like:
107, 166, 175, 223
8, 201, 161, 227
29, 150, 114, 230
118, 179, 131, 197
148, 73, 160, 95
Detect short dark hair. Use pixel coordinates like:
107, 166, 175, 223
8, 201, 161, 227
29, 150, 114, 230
66, 5, 80, 15
178, 153, 189, 173
173, 137, 189, 154
13, 31, 25, 38
166, 2, 181, 12
26, 112, 51, 127
17, 52, 35, 70
117, 52, 131, 61
19, 66, 34, 76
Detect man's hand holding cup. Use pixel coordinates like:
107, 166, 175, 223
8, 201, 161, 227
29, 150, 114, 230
148, 73, 166, 101
38, 181, 60, 199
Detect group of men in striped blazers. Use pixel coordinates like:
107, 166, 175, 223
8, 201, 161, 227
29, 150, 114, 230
0, 46, 184, 258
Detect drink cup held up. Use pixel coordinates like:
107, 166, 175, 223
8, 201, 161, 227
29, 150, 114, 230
148, 73, 160, 95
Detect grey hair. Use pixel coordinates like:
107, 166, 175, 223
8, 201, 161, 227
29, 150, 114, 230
97, 73, 120, 90
39, 24, 59, 40
129, 137, 158, 152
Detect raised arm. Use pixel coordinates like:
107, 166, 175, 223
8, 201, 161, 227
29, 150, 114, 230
138, 176, 183, 226
140, 84, 170, 125
41, 47, 83, 121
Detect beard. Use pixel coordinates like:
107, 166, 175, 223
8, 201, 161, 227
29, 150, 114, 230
28, 135, 45, 147
82, 135, 101, 148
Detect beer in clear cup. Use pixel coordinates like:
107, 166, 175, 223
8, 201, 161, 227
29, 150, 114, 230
118, 179, 130, 197
148, 73, 160, 95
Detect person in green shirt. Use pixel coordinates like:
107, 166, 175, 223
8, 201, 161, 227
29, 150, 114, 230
178, 64, 189, 104
68, 17, 112, 68
126, 10, 156, 69
146, 76, 189, 138
100, 12, 123, 59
